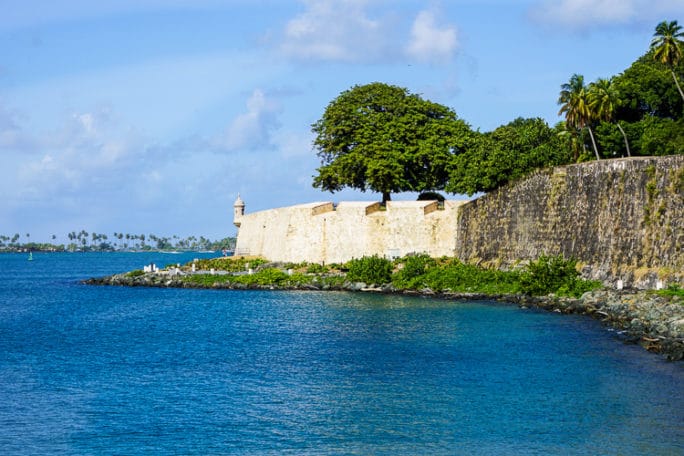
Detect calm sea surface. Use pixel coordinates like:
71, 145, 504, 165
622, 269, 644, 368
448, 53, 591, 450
0, 252, 681, 455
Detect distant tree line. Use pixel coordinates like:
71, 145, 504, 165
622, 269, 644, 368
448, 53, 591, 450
312, 20, 683, 200
0, 232, 236, 252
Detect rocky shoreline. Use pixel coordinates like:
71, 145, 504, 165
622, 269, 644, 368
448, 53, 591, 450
85, 272, 684, 361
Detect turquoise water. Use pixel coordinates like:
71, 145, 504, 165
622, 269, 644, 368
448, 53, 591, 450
0, 252, 681, 455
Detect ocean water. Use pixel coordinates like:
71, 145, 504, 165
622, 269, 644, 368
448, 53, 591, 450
0, 252, 681, 455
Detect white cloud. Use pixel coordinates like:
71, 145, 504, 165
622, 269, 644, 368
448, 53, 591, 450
5, 51, 283, 139
10, 106, 149, 204
279, 0, 395, 62
531, 0, 684, 29
406, 9, 459, 63
215, 89, 282, 152
279, 1, 462, 64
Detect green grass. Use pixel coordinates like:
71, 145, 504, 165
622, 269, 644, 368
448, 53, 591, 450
179, 254, 603, 298
391, 254, 601, 297
191, 257, 268, 272
656, 284, 684, 299
182, 268, 312, 288
184, 274, 231, 286
125, 269, 145, 278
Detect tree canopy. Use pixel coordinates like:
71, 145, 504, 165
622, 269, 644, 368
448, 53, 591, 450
558, 74, 601, 160
650, 19, 684, 101
310, 21, 683, 201
446, 117, 568, 195
311, 82, 473, 202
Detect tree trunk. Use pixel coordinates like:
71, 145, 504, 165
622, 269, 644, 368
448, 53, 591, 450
587, 126, 600, 160
616, 122, 631, 157
672, 69, 684, 102
382, 192, 391, 204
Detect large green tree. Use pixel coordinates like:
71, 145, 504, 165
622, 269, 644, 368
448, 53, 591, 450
651, 20, 684, 101
614, 53, 683, 120
311, 82, 472, 202
446, 118, 567, 195
558, 74, 601, 160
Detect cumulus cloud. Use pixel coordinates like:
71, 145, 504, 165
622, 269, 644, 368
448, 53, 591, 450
11, 105, 149, 203
406, 9, 459, 63
279, 0, 392, 62
278, 1, 461, 64
214, 89, 282, 152
531, 0, 684, 29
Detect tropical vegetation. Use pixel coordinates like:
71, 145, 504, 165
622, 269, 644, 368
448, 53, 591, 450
558, 74, 600, 160
165, 253, 601, 298
312, 20, 683, 198
0, 231, 235, 253
311, 82, 473, 202
651, 19, 684, 101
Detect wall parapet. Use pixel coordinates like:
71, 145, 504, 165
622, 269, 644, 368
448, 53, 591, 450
234, 198, 464, 264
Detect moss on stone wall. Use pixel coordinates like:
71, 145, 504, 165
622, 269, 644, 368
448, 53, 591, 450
455, 156, 684, 287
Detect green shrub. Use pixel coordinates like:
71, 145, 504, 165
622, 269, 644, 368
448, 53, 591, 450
346, 255, 393, 285
417, 191, 445, 202
421, 259, 522, 294
520, 254, 599, 297
306, 263, 329, 274
557, 278, 603, 297
231, 268, 310, 287
126, 269, 145, 277
192, 257, 267, 272
185, 274, 231, 286
313, 275, 347, 288
657, 284, 684, 299
392, 254, 436, 289
235, 268, 289, 286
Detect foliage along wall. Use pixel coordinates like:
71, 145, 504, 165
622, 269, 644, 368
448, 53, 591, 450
455, 155, 684, 287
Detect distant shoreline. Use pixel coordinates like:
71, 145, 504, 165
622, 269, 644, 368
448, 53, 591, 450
0, 248, 225, 254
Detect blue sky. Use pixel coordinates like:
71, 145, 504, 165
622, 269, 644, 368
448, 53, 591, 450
1, 0, 682, 242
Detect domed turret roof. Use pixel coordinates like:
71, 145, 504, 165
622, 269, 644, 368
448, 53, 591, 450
234, 193, 245, 207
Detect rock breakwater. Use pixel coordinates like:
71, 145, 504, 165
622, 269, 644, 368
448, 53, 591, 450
509, 290, 684, 361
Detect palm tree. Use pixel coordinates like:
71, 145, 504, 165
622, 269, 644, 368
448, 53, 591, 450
558, 74, 600, 160
589, 78, 631, 157
651, 20, 684, 101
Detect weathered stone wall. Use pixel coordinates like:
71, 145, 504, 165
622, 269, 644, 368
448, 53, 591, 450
455, 156, 684, 287
234, 200, 465, 264
234, 155, 682, 287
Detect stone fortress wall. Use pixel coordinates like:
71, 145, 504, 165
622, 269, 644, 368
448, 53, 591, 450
233, 155, 683, 287
233, 199, 465, 264
455, 155, 683, 287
